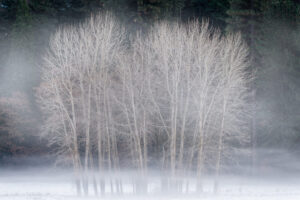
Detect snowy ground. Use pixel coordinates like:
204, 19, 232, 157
1, 168, 300, 200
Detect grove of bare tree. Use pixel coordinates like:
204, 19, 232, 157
37, 13, 252, 196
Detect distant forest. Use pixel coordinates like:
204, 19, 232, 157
0, 0, 299, 166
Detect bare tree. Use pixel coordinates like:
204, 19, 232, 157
213, 33, 251, 193
138, 21, 251, 193
37, 13, 124, 196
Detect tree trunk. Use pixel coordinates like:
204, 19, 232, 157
214, 100, 227, 194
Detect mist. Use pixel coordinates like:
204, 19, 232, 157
1, 164, 300, 199
1, 1, 300, 200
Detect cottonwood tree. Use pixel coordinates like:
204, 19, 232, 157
114, 38, 151, 193
37, 13, 124, 196
136, 21, 251, 193
213, 33, 251, 193
189, 24, 224, 192
126, 21, 189, 192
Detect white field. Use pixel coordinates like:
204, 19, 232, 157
0, 168, 300, 200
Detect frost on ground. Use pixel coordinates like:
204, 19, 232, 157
1, 168, 300, 200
